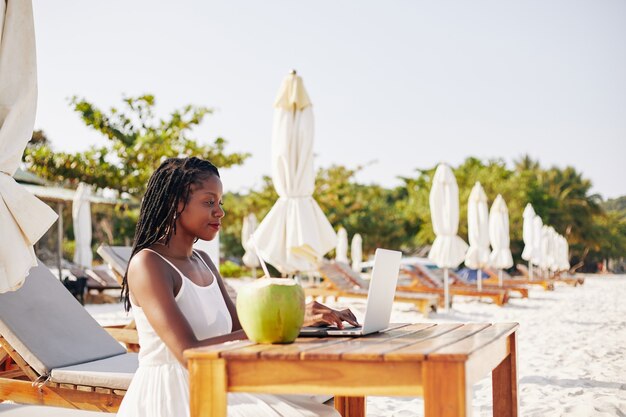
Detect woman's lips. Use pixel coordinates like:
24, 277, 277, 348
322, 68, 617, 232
208, 223, 220, 231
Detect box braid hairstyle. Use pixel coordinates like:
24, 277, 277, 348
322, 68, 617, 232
121, 157, 220, 312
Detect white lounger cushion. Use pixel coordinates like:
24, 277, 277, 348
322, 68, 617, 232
50, 352, 138, 390
0, 403, 106, 416
0, 261, 126, 376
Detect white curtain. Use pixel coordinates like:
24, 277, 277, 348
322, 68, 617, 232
0, 0, 58, 293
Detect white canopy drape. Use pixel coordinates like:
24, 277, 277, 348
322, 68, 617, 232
0, 0, 57, 293
253, 72, 336, 274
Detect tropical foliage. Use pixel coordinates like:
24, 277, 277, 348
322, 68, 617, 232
24, 95, 625, 272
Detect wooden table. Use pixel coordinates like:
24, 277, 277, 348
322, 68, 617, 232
185, 322, 519, 417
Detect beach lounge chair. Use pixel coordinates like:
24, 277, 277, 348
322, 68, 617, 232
0, 403, 107, 416
97, 244, 238, 303
397, 263, 511, 306
308, 260, 440, 316
0, 261, 137, 412
515, 264, 584, 287
454, 268, 530, 298
483, 266, 555, 291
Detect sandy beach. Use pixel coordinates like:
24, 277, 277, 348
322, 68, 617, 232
86, 274, 626, 417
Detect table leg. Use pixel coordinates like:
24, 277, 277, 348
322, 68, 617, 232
492, 333, 518, 417
189, 358, 227, 417
334, 396, 365, 417
423, 361, 471, 417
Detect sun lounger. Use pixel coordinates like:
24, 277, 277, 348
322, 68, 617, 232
310, 260, 440, 316
0, 261, 137, 412
0, 403, 107, 416
398, 263, 511, 306
480, 266, 555, 291
96, 244, 238, 303
454, 268, 530, 298
515, 264, 583, 287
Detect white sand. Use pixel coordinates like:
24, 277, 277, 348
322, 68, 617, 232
86, 275, 626, 416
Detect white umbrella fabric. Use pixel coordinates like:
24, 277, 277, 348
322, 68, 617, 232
559, 235, 570, 272
521, 203, 536, 280
531, 215, 544, 270
539, 225, 553, 276
0, 0, 57, 293
464, 182, 490, 291
488, 194, 513, 286
72, 183, 93, 268
241, 213, 260, 271
253, 72, 336, 274
428, 164, 468, 310
335, 227, 349, 264
350, 233, 363, 273
549, 227, 560, 273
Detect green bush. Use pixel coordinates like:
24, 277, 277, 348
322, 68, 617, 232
219, 260, 245, 278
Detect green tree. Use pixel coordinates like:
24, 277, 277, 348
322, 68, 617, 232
24, 95, 250, 198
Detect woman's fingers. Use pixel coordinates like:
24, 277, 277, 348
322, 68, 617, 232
339, 309, 359, 327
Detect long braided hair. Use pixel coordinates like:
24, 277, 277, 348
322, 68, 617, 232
121, 157, 220, 311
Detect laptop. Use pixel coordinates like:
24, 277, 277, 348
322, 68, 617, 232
299, 248, 402, 337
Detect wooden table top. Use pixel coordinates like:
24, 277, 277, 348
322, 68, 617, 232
185, 322, 519, 363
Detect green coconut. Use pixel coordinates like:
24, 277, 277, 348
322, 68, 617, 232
236, 278, 305, 344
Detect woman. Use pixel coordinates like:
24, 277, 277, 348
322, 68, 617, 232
117, 157, 356, 417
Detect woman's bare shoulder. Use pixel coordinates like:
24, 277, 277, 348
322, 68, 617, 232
127, 249, 174, 291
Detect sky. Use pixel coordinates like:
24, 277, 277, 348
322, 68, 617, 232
31, 0, 626, 199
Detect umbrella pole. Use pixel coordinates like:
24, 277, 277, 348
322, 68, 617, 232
444, 268, 450, 311
498, 269, 503, 287
477, 269, 482, 291
529, 263, 534, 281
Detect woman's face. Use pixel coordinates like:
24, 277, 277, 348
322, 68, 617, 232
176, 174, 225, 241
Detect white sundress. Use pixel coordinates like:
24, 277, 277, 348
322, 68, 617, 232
116, 249, 339, 417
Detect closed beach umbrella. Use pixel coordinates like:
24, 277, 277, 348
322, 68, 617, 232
531, 215, 544, 269
351, 233, 363, 272
559, 235, 570, 272
539, 225, 553, 275
428, 163, 468, 310
549, 227, 560, 273
241, 213, 260, 270
335, 227, 349, 264
465, 182, 490, 291
253, 72, 336, 274
0, 1, 57, 293
72, 183, 93, 268
489, 194, 513, 286
521, 203, 536, 280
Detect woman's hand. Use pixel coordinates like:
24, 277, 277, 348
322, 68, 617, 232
303, 301, 359, 329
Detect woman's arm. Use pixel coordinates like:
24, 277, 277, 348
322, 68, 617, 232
127, 250, 247, 367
